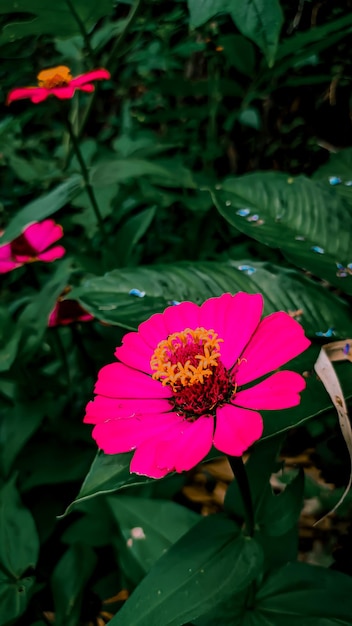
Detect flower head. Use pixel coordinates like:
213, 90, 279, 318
48, 291, 93, 327
7, 66, 110, 105
0, 219, 65, 273
84, 293, 310, 478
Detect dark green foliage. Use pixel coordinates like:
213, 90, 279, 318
1, 0, 352, 624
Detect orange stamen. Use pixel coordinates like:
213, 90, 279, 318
37, 66, 72, 89
151, 327, 223, 391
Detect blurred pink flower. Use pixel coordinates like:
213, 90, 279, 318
0, 219, 65, 273
49, 295, 93, 327
84, 293, 310, 478
7, 65, 110, 105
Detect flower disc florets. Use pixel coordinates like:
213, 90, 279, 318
151, 327, 234, 417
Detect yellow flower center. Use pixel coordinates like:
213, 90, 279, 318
37, 66, 72, 89
151, 327, 223, 391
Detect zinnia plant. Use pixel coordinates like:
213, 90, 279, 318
7, 66, 110, 104
85, 292, 310, 478
0, 219, 65, 273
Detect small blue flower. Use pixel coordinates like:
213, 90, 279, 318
238, 265, 256, 275
329, 176, 342, 186
311, 246, 325, 254
316, 328, 335, 338
236, 208, 251, 217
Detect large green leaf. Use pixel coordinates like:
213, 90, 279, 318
187, 0, 283, 66
0, 0, 114, 43
61, 451, 154, 516
108, 496, 200, 582
51, 545, 97, 626
0, 478, 39, 625
212, 174, 352, 294
90, 159, 195, 188
247, 562, 352, 625
70, 260, 352, 338
0, 176, 82, 245
113, 515, 263, 626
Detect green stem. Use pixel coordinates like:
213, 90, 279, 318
63, 115, 107, 239
65, 0, 96, 63
106, 0, 143, 74
227, 455, 255, 537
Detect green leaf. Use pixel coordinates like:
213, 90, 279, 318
0, 0, 115, 42
0, 309, 21, 372
70, 260, 352, 338
212, 174, 352, 293
230, 0, 283, 67
90, 159, 195, 188
0, 176, 82, 245
251, 562, 352, 625
0, 397, 46, 476
17, 258, 72, 360
262, 469, 304, 536
51, 544, 97, 626
0, 477, 39, 579
113, 206, 156, 266
187, 0, 283, 66
61, 451, 154, 516
0, 576, 36, 626
313, 147, 352, 207
188, 0, 233, 28
112, 515, 263, 626
108, 496, 200, 579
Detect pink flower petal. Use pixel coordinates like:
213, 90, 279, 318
29, 89, 51, 103
70, 69, 110, 87
92, 412, 183, 456
114, 331, 153, 374
130, 442, 172, 479
199, 292, 263, 368
84, 396, 172, 423
24, 220, 63, 252
51, 86, 76, 100
162, 301, 200, 335
138, 312, 169, 349
0, 260, 22, 273
155, 415, 214, 472
37, 245, 66, 262
234, 370, 306, 410
235, 312, 311, 386
94, 362, 172, 399
0, 243, 13, 261
7, 87, 41, 104
213, 404, 263, 456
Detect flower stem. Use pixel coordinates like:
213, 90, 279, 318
65, 0, 96, 63
63, 115, 106, 239
227, 455, 255, 537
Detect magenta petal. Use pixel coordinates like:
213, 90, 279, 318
156, 415, 214, 472
24, 220, 63, 252
213, 404, 263, 456
162, 301, 200, 334
130, 441, 172, 478
138, 312, 169, 349
0, 260, 22, 273
84, 396, 172, 423
91, 412, 182, 456
37, 245, 66, 262
30, 89, 51, 103
235, 371, 306, 410
199, 292, 263, 368
94, 362, 172, 399
7, 87, 40, 104
51, 86, 76, 99
115, 331, 153, 374
235, 312, 311, 386
70, 69, 111, 87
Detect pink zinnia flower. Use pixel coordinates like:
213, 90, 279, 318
48, 294, 94, 327
0, 219, 65, 273
7, 65, 110, 105
84, 293, 310, 478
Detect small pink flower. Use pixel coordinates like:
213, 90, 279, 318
7, 65, 110, 105
84, 293, 310, 478
0, 219, 65, 273
48, 294, 94, 327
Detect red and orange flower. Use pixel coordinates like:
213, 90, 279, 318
7, 65, 110, 105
